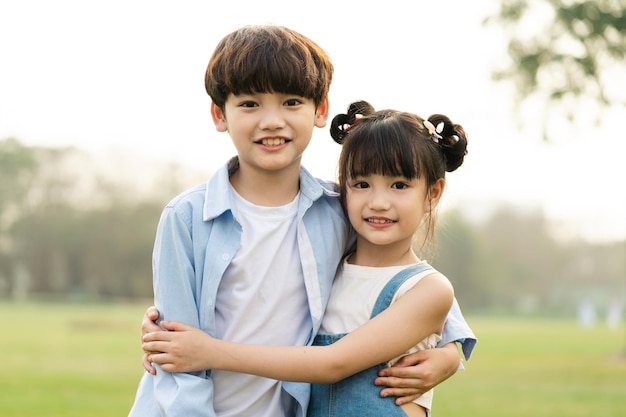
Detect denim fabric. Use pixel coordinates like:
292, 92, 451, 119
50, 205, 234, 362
307, 263, 433, 417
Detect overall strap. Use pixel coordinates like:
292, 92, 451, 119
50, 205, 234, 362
370, 263, 434, 319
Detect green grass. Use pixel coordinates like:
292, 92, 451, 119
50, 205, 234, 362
434, 316, 626, 416
2, 303, 625, 416
1, 302, 146, 417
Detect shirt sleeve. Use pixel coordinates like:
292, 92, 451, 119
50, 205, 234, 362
151, 206, 215, 416
437, 297, 477, 362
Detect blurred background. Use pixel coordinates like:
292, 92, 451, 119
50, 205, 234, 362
1, 0, 624, 321
0, 1, 625, 416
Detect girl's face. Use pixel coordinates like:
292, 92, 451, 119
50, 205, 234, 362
346, 173, 443, 264
212, 93, 328, 177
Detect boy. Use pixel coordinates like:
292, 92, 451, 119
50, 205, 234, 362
129, 25, 475, 417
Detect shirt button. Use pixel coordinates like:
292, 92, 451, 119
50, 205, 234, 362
221, 253, 229, 261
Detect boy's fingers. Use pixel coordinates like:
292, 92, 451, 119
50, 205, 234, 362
378, 385, 422, 404
388, 350, 426, 367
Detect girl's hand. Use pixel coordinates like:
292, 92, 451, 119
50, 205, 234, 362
141, 306, 162, 375
142, 321, 214, 373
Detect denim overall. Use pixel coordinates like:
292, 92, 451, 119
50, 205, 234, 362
307, 263, 434, 417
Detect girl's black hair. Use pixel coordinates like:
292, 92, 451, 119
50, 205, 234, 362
331, 99, 467, 185
330, 100, 469, 247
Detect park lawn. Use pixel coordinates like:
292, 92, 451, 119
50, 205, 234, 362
2, 302, 625, 416
434, 316, 626, 416
2, 302, 146, 417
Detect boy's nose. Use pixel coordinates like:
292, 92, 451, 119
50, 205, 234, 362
259, 109, 286, 130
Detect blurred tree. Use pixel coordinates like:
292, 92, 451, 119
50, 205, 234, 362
2, 139, 622, 316
0, 138, 37, 298
9, 145, 93, 299
433, 210, 496, 310
483, 206, 566, 312
1, 138, 207, 302
0, 138, 36, 227
485, 0, 626, 137
80, 202, 161, 299
435, 205, 625, 316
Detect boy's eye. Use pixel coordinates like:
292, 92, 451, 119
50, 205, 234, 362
240, 101, 258, 108
284, 98, 303, 107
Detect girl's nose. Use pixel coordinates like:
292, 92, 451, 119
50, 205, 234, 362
368, 189, 391, 211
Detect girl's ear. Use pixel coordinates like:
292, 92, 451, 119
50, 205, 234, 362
427, 179, 446, 212
211, 102, 228, 132
314, 96, 330, 128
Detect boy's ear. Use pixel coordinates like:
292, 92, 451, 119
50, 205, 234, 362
211, 102, 228, 132
314, 97, 330, 128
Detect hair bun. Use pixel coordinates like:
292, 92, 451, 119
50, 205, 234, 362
426, 114, 468, 172
330, 113, 352, 144
330, 100, 375, 144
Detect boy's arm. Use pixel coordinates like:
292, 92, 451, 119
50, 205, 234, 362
143, 207, 214, 416
375, 297, 476, 405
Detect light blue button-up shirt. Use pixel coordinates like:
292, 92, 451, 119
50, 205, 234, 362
129, 157, 476, 417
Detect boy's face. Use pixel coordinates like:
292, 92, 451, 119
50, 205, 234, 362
212, 93, 328, 175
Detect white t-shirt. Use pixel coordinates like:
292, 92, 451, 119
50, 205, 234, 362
212, 189, 310, 417
318, 259, 442, 410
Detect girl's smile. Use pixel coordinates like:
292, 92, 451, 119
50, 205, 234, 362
364, 216, 397, 227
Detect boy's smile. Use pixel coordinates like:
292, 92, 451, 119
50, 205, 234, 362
259, 137, 288, 147
212, 93, 328, 177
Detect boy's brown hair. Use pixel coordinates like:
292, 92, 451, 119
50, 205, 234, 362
205, 25, 334, 109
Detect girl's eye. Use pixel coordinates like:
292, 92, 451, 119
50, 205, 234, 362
353, 182, 369, 189
392, 182, 409, 190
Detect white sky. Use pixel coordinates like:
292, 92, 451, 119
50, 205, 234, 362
1, 0, 624, 243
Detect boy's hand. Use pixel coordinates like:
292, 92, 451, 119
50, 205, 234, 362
141, 306, 162, 375
374, 343, 460, 405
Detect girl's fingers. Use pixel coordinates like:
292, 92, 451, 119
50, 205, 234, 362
142, 341, 166, 353
142, 331, 170, 342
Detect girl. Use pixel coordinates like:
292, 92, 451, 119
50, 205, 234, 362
143, 100, 471, 417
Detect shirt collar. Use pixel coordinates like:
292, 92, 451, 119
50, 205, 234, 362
202, 156, 339, 221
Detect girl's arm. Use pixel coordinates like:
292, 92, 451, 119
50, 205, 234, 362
144, 272, 454, 384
